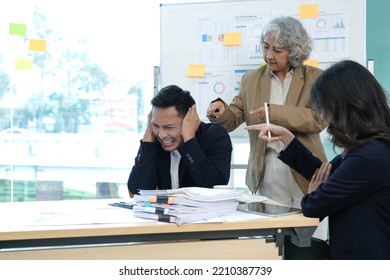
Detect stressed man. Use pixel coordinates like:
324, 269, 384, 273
127, 85, 232, 195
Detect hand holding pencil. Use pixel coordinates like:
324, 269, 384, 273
264, 102, 272, 138
248, 102, 298, 145
245, 122, 295, 146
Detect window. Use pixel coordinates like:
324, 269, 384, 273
1, 0, 244, 203
0, 1, 162, 202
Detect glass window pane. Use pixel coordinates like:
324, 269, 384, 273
0, 0, 253, 202
0, 1, 161, 202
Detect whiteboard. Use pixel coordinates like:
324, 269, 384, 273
160, 0, 366, 127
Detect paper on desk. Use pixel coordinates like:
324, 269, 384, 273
170, 210, 269, 224
2, 199, 268, 227
221, 211, 269, 221
24, 203, 154, 227
139, 186, 244, 202
237, 193, 268, 203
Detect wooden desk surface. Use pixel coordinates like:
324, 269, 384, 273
0, 199, 318, 242
0, 199, 319, 260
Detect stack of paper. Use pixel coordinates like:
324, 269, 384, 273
133, 187, 244, 225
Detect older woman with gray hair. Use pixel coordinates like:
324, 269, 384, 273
207, 16, 327, 215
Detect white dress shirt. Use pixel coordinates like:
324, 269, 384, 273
170, 149, 181, 189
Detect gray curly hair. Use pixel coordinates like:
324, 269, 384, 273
260, 16, 313, 68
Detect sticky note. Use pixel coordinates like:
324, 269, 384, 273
187, 64, 206, 77
29, 39, 46, 52
304, 59, 319, 67
9, 23, 27, 36
299, 4, 319, 19
223, 32, 241, 46
15, 58, 33, 70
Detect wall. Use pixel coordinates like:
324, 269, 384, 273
366, 0, 390, 93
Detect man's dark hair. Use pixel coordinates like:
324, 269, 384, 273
151, 85, 195, 118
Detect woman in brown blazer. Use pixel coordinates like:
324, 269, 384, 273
207, 16, 327, 208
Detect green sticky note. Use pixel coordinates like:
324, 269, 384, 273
10, 23, 27, 36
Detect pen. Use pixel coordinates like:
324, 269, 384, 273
264, 102, 271, 138
109, 202, 134, 209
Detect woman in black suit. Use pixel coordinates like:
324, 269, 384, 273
246, 60, 390, 260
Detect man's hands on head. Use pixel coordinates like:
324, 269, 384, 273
143, 110, 155, 142
182, 104, 201, 142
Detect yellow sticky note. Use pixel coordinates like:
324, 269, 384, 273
15, 58, 33, 70
187, 64, 206, 77
299, 4, 319, 19
223, 32, 241, 46
304, 59, 319, 67
9, 23, 27, 36
29, 39, 46, 52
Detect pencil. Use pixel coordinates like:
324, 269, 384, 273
264, 102, 271, 138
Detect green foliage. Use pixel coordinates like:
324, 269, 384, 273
0, 70, 10, 98
0, 180, 96, 202
77, 64, 109, 92
6, 6, 110, 133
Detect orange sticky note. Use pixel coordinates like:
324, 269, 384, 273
299, 4, 319, 19
29, 39, 46, 52
187, 64, 206, 77
223, 32, 241, 46
304, 59, 319, 67
15, 58, 33, 70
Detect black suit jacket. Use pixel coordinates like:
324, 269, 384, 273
279, 138, 390, 260
128, 122, 232, 195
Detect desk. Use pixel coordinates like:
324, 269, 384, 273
0, 199, 318, 260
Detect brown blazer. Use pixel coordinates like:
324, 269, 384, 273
210, 64, 328, 194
